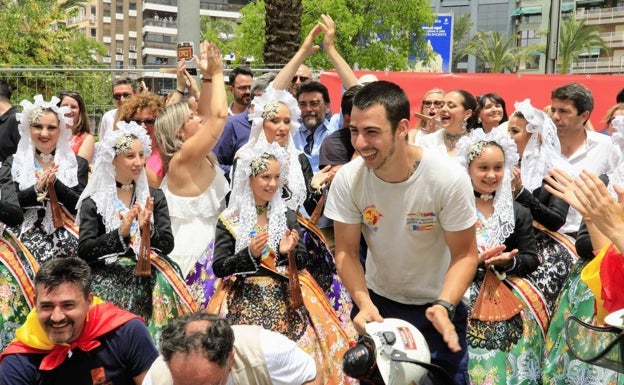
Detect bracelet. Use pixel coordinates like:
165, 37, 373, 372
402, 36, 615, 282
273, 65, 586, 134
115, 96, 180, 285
201, 78, 212, 83
176, 89, 185, 95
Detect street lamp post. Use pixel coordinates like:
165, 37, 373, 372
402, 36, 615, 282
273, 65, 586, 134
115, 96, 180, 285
546, 0, 561, 73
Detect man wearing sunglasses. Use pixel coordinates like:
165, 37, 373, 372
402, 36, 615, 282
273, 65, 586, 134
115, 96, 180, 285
99, 77, 136, 140
289, 65, 313, 96
228, 67, 254, 116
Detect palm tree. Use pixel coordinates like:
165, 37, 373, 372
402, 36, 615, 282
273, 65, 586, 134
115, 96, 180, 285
452, 13, 473, 72
557, 17, 609, 74
263, 0, 302, 67
468, 31, 525, 73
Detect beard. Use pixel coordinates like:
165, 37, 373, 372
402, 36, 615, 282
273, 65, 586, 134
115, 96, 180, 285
302, 114, 320, 130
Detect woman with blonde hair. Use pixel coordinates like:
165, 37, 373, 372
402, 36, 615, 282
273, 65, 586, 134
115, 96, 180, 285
154, 42, 229, 294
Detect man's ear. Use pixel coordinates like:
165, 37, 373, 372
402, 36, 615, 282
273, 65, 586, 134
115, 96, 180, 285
87, 292, 94, 307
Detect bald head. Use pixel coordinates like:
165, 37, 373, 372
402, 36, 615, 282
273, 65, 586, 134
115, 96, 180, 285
290, 64, 313, 95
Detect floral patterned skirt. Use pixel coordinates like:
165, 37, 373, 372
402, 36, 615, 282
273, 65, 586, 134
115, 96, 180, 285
88, 253, 197, 343
542, 261, 624, 385
467, 273, 546, 385
0, 229, 38, 351
208, 270, 358, 385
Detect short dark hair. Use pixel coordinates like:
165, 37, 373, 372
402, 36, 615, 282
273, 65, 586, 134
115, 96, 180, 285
352, 81, 409, 133
112, 76, 134, 92
0, 81, 13, 101
341, 85, 363, 117
617, 88, 624, 104
229, 67, 254, 86
551, 83, 594, 116
35, 258, 92, 299
476, 92, 509, 124
296, 81, 330, 105
160, 313, 234, 368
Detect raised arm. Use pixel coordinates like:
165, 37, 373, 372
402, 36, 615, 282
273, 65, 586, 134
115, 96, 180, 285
321, 15, 358, 89
272, 23, 323, 90
178, 42, 228, 164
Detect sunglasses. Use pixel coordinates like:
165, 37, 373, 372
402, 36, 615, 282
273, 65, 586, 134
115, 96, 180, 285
59, 90, 81, 98
130, 118, 155, 127
113, 93, 132, 100
291, 76, 310, 83
422, 100, 445, 108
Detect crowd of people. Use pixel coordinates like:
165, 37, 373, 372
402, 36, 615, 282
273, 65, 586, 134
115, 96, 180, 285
0, 14, 622, 385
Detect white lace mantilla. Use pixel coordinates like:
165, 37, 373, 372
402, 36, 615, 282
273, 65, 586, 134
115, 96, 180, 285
456, 128, 519, 246
12, 95, 78, 190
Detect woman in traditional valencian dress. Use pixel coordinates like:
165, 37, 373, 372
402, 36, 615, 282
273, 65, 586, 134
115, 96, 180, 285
208, 143, 356, 385
455, 129, 545, 385
76, 121, 196, 339
3, 95, 88, 262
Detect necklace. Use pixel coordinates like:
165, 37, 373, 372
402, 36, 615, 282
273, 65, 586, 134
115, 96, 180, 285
36, 149, 55, 163
444, 131, 466, 151
255, 203, 268, 215
115, 180, 135, 191
474, 190, 495, 201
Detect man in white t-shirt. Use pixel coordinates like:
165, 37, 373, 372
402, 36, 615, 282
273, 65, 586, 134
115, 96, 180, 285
143, 313, 320, 385
550, 82, 622, 236
324, 81, 478, 385
99, 77, 137, 139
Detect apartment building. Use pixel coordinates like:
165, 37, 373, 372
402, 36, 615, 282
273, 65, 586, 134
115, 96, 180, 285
63, 0, 248, 94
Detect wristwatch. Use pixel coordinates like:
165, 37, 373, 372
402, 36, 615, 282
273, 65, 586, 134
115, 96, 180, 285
431, 299, 456, 319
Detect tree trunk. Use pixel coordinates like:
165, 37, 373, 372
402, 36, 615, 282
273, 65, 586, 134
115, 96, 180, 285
263, 0, 302, 68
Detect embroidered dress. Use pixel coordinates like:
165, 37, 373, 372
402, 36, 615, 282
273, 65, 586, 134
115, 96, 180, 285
8, 95, 88, 263
0, 224, 38, 351
467, 211, 545, 385
207, 214, 357, 385
76, 122, 196, 342
542, 258, 624, 384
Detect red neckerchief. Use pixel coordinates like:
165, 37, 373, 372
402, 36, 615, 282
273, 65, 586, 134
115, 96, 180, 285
0, 302, 141, 370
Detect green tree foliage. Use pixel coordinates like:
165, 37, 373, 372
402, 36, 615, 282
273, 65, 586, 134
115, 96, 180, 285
0, 0, 108, 113
231, 0, 434, 70
201, 16, 238, 52
227, 1, 266, 65
468, 31, 540, 73
557, 17, 609, 74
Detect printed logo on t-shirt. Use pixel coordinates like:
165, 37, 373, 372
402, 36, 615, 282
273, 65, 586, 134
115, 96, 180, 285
91, 367, 111, 385
362, 205, 383, 231
406, 211, 437, 231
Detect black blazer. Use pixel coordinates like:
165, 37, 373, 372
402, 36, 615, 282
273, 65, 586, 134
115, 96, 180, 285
2, 154, 89, 216
0, 160, 23, 227
212, 209, 307, 277
78, 188, 174, 264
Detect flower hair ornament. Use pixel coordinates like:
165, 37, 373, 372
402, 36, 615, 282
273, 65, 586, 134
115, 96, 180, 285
607, 115, 624, 198
12, 95, 77, 190
513, 99, 572, 191
238, 86, 306, 210
455, 128, 519, 247
224, 142, 290, 255
76, 121, 152, 258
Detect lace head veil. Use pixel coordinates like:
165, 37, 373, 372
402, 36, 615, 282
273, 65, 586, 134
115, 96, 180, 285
236, 86, 306, 211
455, 128, 519, 247
513, 98, 572, 192
12, 94, 78, 189
223, 142, 290, 255
76, 121, 152, 233
608, 115, 624, 197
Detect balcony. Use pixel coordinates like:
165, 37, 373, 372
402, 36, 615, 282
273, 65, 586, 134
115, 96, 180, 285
601, 31, 624, 48
571, 56, 624, 74
576, 6, 624, 25
143, 17, 177, 29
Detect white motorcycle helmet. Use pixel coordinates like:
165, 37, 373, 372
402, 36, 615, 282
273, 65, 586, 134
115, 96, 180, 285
365, 318, 431, 385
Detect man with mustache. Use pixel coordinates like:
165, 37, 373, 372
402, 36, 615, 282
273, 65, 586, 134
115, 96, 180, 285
0, 257, 158, 385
